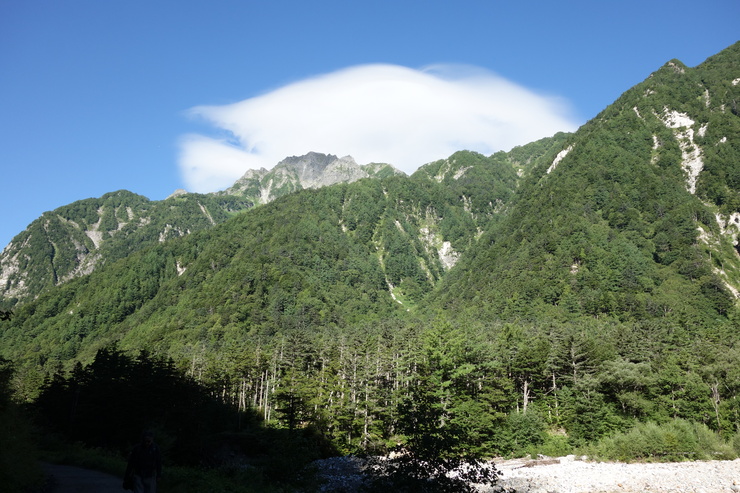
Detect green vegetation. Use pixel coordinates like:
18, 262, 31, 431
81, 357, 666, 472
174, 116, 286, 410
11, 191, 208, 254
32, 346, 329, 491
0, 359, 44, 492
1, 41, 739, 491
584, 419, 737, 462
0, 190, 254, 306
434, 42, 740, 323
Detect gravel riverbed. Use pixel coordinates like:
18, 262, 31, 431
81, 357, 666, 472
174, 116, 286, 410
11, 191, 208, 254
494, 455, 740, 493
313, 455, 740, 492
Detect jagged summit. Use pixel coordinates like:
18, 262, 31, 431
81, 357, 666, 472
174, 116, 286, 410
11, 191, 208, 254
166, 188, 189, 199
0, 151, 402, 303
2, 42, 738, 313
220, 152, 404, 203
275, 152, 365, 188
280, 151, 339, 170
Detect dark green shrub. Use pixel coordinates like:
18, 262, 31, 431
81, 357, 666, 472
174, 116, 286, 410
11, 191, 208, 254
587, 419, 736, 462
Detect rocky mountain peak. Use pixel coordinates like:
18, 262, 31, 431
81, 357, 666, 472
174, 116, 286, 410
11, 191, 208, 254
275, 152, 362, 187
279, 152, 339, 172
221, 152, 402, 203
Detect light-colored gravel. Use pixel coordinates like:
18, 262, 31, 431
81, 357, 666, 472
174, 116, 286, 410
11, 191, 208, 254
313, 455, 740, 492
493, 455, 740, 493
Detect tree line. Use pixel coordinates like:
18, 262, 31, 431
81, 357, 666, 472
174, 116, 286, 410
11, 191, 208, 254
162, 314, 740, 458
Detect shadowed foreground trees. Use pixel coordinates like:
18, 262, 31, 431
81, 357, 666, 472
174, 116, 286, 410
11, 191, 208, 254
0, 358, 44, 491
34, 346, 232, 464
31, 345, 337, 481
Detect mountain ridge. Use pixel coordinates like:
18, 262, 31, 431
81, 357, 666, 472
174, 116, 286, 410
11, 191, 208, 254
2, 43, 740, 462
0, 41, 738, 375
432, 41, 740, 320
219, 152, 404, 203
0, 152, 403, 304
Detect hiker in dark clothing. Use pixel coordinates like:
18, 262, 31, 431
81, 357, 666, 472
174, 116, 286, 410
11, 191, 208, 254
124, 431, 162, 493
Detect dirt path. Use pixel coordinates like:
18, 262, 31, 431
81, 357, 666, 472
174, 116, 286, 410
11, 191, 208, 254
41, 463, 124, 493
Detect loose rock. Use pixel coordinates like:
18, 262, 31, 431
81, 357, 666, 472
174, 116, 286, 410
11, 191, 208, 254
492, 456, 740, 493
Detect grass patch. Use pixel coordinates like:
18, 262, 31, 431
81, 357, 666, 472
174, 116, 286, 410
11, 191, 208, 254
535, 431, 573, 458
584, 419, 736, 462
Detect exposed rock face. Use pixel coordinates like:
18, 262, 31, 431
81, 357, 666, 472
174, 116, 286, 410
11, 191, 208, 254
0, 153, 402, 303
166, 188, 189, 199
221, 152, 404, 204
657, 109, 703, 194
0, 191, 253, 302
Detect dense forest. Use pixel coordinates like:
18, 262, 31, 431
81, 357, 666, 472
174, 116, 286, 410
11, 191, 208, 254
1, 42, 739, 491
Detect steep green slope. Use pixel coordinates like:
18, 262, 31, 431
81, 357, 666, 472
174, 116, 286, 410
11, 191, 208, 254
433, 42, 740, 324
412, 136, 569, 217
0, 154, 402, 308
0, 190, 253, 306
0, 151, 527, 370
2, 44, 740, 461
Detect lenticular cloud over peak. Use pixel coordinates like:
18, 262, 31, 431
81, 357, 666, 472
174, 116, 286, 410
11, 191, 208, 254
179, 64, 580, 193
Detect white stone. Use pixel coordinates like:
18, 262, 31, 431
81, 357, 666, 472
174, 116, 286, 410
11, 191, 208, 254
658, 108, 703, 194
547, 145, 574, 174
661, 109, 694, 129
438, 241, 459, 270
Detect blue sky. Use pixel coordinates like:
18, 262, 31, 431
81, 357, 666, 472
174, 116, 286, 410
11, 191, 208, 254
1, 0, 738, 249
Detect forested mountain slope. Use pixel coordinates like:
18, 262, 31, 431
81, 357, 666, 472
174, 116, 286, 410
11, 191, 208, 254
0, 190, 254, 304
433, 41, 740, 324
1, 42, 740, 463
0, 153, 400, 306
411, 133, 569, 217
0, 143, 541, 369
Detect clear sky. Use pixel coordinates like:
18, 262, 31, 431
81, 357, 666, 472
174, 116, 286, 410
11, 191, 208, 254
1, 0, 738, 249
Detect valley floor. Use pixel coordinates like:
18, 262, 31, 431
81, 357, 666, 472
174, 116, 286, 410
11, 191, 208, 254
494, 455, 740, 493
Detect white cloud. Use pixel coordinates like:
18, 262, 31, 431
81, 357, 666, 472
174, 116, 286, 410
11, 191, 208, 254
179, 64, 580, 192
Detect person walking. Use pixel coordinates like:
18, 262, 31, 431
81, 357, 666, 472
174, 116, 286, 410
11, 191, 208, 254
124, 431, 162, 492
